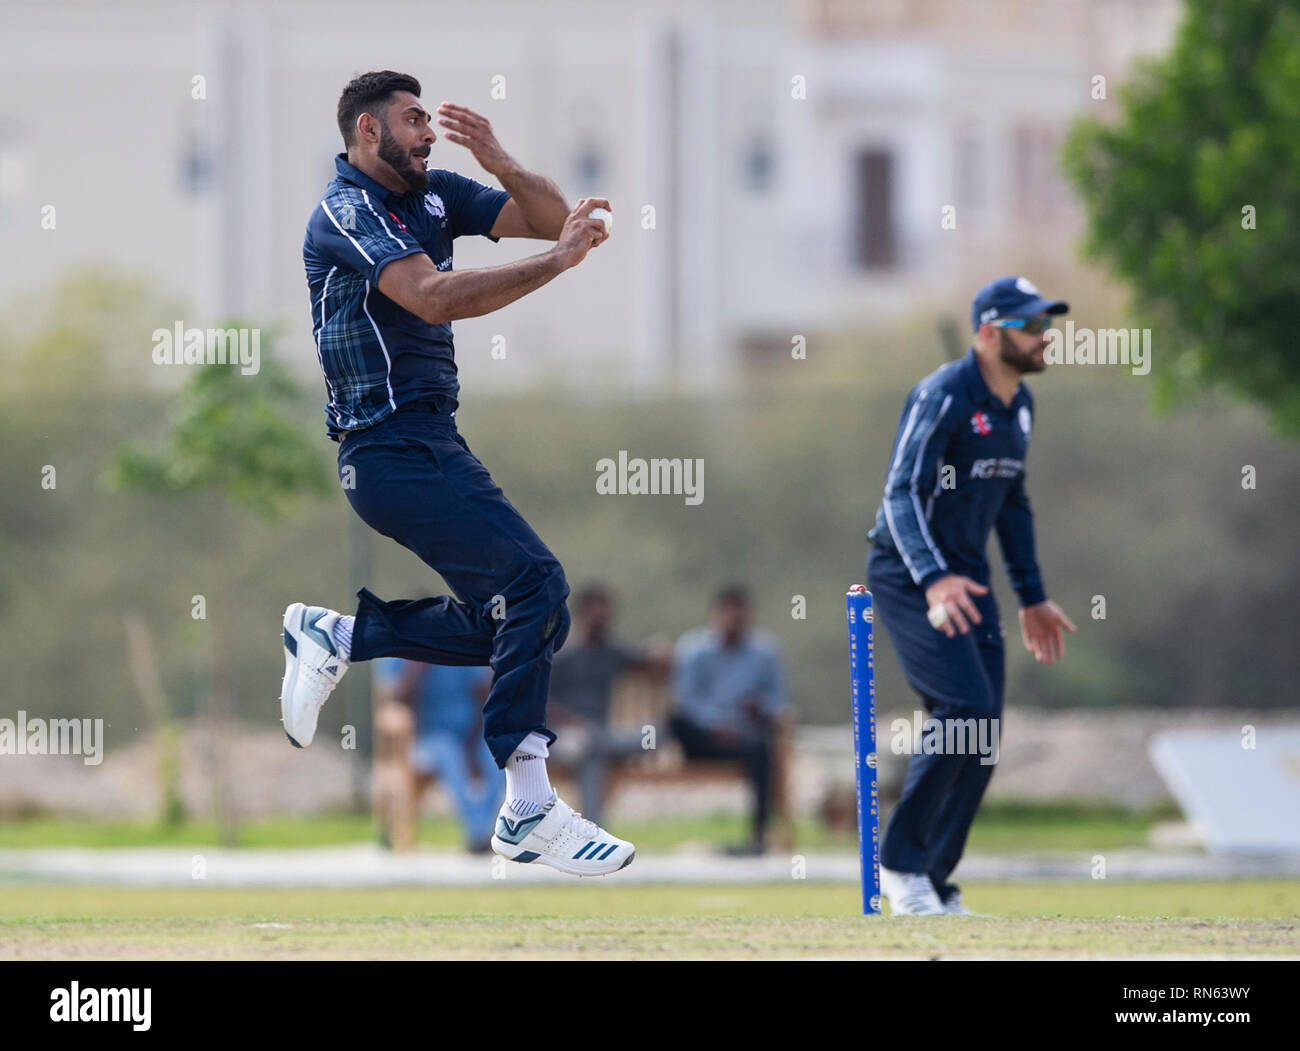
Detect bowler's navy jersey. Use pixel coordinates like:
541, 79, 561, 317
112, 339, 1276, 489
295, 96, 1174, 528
868, 348, 1046, 606
303, 155, 509, 440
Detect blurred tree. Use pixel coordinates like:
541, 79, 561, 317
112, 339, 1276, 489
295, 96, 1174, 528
4, 268, 185, 395
1063, 0, 1300, 437
124, 614, 187, 830
107, 338, 331, 515
105, 331, 332, 843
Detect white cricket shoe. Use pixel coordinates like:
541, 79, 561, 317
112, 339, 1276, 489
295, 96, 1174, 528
491, 792, 635, 876
880, 867, 946, 915
279, 603, 348, 748
939, 888, 985, 916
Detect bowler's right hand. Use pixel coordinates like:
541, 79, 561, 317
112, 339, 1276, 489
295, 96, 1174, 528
554, 197, 611, 269
924, 574, 989, 637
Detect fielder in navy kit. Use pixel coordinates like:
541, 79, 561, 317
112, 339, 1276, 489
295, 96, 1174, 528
867, 276, 1078, 915
279, 71, 636, 876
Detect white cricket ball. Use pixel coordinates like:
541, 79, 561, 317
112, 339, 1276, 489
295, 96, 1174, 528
589, 207, 613, 234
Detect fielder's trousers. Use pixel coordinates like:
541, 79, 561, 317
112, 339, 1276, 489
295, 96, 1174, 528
867, 543, 1004, 898
338, 407, 570, 768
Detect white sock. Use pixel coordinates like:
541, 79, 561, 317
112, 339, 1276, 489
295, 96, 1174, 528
331, 615, 354, 661
505, 732, 553, 816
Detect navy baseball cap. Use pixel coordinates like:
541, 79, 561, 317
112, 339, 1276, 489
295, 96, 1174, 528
971, 275, 1068, 332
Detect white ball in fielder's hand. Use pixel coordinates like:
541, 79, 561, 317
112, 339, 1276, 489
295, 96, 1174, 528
589, 207, 612, 235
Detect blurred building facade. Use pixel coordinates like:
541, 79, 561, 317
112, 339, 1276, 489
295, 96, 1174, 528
0, 0, 1178, 395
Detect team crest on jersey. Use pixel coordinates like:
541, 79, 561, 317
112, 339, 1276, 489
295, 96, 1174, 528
1019, 406, 1032, 436
970, 411, 992, 436
424, 193, 446, 222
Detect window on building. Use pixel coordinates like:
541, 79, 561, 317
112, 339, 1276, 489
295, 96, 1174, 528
738, 99, 775, 193
741, 132, 774, 192
573, 139, 605, 195
954, 130, 985, 210
181, 131, 214, 196
853, 148, 896, 270
1013, 125, 1064, 220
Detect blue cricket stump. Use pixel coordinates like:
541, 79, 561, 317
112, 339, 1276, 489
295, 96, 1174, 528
846, 585, 882, 915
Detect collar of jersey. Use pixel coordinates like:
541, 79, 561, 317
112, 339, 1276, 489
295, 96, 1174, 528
334, 153, 422, 208
961, 346, 1028, 410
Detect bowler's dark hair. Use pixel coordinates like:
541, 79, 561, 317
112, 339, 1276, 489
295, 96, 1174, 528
337, 70, 422, 147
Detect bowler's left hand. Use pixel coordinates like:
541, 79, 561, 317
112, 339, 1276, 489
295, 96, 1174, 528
436, 103, 511, 175
1019, 601, 1077, 664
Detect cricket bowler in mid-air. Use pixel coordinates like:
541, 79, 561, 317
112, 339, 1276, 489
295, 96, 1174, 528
281, 70, 634, 876
867, 276, 1078, 914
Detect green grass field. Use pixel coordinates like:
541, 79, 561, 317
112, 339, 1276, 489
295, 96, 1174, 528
2, 882, 1296, 960
3, 805, 1288, 960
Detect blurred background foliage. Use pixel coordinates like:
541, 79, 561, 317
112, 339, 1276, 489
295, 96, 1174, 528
1064, 0, 1300, 436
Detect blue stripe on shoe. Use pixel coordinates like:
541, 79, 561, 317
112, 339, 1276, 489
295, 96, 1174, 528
497, 813, 545, 844
597, 843, 620, 861
572, 841, 595, 859
513, 850, 540, 863
303, 609, 337, 655
283, 628, 297, 657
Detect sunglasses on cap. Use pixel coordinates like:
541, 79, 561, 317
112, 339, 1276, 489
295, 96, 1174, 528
990, 317, 1055, 335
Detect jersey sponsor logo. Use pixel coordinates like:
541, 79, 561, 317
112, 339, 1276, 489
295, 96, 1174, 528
424, 193, 446, 221
970, 457, 1024, 480
970, 410, 992, 436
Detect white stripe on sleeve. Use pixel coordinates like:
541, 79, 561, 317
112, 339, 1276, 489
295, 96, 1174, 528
320, 200, 376, 266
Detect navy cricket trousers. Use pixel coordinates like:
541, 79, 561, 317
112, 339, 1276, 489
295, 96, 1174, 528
867, 543, 1004, 897
338, 408, 570, 768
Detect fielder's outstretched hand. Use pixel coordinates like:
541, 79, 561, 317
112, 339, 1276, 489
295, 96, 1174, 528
1019, 600, 1077, 663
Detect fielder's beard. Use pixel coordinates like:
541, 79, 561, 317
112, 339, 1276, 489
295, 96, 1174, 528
999, 329, 1047, 374
378, 123, 430, 195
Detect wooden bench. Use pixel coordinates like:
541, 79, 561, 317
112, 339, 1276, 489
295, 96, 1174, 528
371, 670, 795, 852
591, 672, 795, 851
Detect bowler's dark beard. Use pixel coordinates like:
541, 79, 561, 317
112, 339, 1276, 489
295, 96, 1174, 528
1000, 330, 1046, 374
378, 123, 430, 195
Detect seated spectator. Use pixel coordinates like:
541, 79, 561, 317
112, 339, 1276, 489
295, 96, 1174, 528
374, 657, 501, 853
548, 584, 670, 823
670, 585, 790, 856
